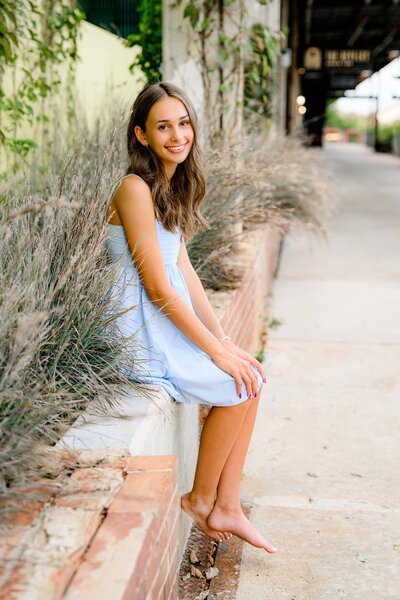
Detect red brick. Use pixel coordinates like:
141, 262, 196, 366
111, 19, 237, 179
99, 457, 127, 470
49, 510, 104, 598
217, 224, 281, 357
67, 467, 117, 491
53, 490, 107, 511
145, 487, 178, 585
108, 471, 173, 519
163, 485, 178, 532
166, 576, 179, 600
163, 547, 178, 600
64, 510, 153, 599
156, 518, 169, 555
124, 575, 147, 600
0, 566, 26, 600
125, 455, 177, 473
146, 544, 169, 599
53, 466, 123, 512
2, 487, 53, 528
0, 530, 23, 564
167, 513, 179, 565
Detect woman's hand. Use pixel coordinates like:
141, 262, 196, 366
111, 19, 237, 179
222, 339, 266, 384
211, 345, 262, 399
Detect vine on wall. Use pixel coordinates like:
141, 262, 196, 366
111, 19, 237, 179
244, 23, 281, 119
0, 0, 84, 180
126, 0, 162, 84
173, 0, 281, 145
86, 0, 280, 145
173, 0, 246, 146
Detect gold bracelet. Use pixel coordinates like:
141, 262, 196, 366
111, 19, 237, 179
218, 335, 232, 344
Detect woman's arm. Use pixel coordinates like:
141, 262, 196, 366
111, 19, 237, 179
178, 239, 266, 382
113, 176, 259, 398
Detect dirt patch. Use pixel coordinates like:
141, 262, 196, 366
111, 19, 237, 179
179, 506, 249, 599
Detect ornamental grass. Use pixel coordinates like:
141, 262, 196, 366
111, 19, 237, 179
0, 107, 332, 512
188, 132, 332, 290
0, 114, 143, 513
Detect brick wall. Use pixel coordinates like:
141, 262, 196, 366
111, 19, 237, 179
220, 224, 281, 354
1, 223, 282, 600
0, 453, 179, 600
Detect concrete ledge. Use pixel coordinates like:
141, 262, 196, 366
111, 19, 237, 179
56, 385, 198, 555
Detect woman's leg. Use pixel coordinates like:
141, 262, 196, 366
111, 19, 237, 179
181, 399, 252, 541
207, 392, 277, 552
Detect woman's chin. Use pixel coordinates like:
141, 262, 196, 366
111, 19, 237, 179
165, 152, 190, 164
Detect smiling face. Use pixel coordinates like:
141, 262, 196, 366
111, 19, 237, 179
134, 96, 194, 180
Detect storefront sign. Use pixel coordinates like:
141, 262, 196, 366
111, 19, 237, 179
304, 48, 371, 70
304, 47, 323, 70
324, 49, 371, 68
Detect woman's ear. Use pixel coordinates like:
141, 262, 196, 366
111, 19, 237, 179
134, 125, 148, 147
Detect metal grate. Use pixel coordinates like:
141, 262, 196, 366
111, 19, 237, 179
78, 0, 140, 38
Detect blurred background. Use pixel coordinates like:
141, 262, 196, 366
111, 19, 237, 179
2, 0, 400, 180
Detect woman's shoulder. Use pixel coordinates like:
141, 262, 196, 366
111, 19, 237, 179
112, 173, 156, 223
113, 174, 152, 205
115, 173, 150, 193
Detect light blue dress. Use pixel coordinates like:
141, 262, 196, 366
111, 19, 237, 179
106, 185, 262, 406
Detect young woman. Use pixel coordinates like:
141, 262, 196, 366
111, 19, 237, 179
106, 82, 277, 553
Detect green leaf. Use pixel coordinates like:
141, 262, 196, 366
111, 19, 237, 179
0, 36, 13, 62
218, 48, 229, 64
183, 4, 200, 28
356, 553, 368, 563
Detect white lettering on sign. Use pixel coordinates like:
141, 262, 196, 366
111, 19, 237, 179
324, 49, 371, 68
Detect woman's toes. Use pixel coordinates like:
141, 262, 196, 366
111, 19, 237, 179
264, 540, 278, 553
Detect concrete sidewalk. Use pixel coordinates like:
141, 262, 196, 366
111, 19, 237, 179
236, 143, 400, 600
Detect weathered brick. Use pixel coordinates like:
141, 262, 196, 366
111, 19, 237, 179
54, 466, 123, 511
164, 547, 178, 600
125, 455, 177, 473
146, 544, 169, 599
108, 471, 174, 520
63, 510, 154, 599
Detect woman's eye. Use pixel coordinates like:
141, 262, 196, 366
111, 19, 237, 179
180, 121, 190, 127
159, 125, 169, 130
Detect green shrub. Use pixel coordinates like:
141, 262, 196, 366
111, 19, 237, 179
377, 122, 400, 145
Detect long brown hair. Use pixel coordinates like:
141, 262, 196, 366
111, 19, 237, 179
126, 82, 208, 239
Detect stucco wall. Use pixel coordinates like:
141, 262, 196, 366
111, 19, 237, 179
74, 21, 145, 128
1, 17, 144, 168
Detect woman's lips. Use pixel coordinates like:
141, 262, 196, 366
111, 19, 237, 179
165, 143, 188, 154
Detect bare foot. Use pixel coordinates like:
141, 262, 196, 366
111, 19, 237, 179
181, 492, 232, 542
207, 504, 277, 552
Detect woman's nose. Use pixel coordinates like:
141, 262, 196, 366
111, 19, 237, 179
169, 126, 183, 141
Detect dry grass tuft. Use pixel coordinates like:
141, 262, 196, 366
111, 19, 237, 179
188, 132, 333, 290
0, 112, 145, 511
